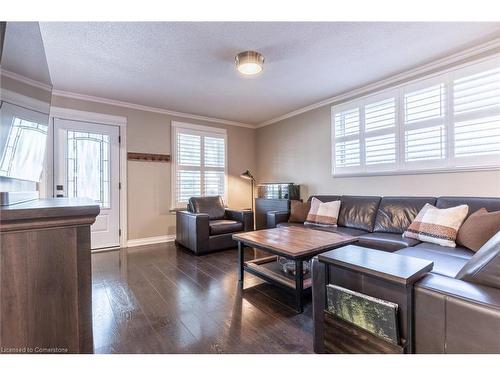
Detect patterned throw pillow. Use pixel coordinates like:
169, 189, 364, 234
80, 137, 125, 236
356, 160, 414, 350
403, 203, 469, 247
304, 197, 341, 227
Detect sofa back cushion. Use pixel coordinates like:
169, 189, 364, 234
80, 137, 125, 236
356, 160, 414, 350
374, 197, 437, 234
188, 196, 225, 220
436, 197, 500, 219
456, 231, 500, 288
337, 196, 381, 232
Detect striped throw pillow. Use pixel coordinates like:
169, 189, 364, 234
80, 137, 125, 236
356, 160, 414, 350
403, 203, 469, 247
304, 197, 341, 227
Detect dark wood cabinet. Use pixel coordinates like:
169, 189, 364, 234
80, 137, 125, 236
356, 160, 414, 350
0, 198, 99, 353
255, 198, 290, 230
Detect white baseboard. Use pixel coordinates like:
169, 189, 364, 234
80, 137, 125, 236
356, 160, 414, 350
127, 235, 176, 248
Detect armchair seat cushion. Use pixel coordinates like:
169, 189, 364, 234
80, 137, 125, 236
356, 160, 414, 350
209, 219, 243, 235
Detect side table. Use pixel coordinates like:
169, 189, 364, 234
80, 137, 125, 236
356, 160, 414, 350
317, 245, 433, 353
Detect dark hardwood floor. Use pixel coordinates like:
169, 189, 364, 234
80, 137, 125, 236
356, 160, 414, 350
91, 242, 314, 353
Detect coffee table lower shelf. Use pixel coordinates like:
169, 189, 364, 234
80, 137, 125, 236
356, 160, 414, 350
244, 256, 313, 290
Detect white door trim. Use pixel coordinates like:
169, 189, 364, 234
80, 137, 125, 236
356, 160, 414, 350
48, 106, 128, 248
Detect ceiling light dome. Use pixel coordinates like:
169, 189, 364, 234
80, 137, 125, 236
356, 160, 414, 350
235, 51, 264, 75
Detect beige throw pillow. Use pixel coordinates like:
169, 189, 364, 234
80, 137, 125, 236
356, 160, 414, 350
403, 203, 469, 247
456, 208, 500, 252
304, 197, 341, 227
288, 200, 311, 223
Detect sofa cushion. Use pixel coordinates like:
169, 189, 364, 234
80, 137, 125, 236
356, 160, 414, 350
374, 197, 436, 234
395, 245, 471, 278
288, 200, 311, 223
411, 242, 475, 260
320, 226, 368, 237
436, 196, 500, 219
277, 222, 368, 237
456, 231, 500, 289
305, 197, 341, 227
338, 195, 381, 232
403, 203, 469, 247
189, 196, 226, 220
209, 219, 243, 235
358, 232, 420, 252
456, 208, 500, 251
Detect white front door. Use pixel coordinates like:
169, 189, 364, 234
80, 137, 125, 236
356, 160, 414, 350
54, 118, 120, 249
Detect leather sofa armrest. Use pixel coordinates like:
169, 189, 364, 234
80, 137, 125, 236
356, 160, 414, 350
414, 273, 500, 353
225, 209, 254, 232
175, 210, 210, 254
266, 210, 290, 228
416, 273, 500, 309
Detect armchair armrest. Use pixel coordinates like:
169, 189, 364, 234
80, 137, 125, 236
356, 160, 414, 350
266, 210, 290, 228
175, 210, 210, 254
225, 209, 254, 232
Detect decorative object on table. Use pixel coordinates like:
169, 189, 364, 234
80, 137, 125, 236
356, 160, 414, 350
304, 197, 341, 227
403, 203, 469, 247
278, 257, 311, 275
326, 284, 400, 345
127, 152, 171, 162
257, 183, 300, 200
240, 169, 256, 214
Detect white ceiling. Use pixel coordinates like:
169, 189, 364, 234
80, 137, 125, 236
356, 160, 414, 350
39, 22, 500, 125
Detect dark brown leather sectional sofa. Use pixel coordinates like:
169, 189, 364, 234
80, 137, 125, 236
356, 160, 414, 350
267, 195, 500, 353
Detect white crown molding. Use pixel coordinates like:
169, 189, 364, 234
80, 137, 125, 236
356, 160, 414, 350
51, 89, 256, 129
127, 235, 176, 248
0, 69, 52, 92
50, 106, 127, 126
1, 89, 50, 113
257, 38, 500, 128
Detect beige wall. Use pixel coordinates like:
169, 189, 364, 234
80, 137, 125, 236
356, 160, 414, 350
50, 95, 256, 240
256, 103, 500, 200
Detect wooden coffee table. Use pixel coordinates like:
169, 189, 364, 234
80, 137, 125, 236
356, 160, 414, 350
233, 226, 356, 313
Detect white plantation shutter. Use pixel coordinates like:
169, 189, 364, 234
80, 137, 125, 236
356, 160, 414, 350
364, 96, 397, 169
172, 123, 227, 208
331, 55, 500, 176
333, 107, 361, 172
452, 60, 500, 166
403, 81, 446, 165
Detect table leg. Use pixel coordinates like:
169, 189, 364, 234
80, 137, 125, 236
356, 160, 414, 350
238, 241, 244, 287
295, 260, 304, 313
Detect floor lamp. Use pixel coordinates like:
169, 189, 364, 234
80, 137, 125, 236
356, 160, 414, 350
240, 169, 255, 213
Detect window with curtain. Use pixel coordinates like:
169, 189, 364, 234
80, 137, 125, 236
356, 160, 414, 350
171, 122, 227, 208
332, 55, 500, 176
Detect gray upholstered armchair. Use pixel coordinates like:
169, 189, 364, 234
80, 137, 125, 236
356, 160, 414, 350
175, 196, 254, 255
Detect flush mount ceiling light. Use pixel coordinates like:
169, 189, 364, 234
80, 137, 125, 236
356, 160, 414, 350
235, 51, 264, 76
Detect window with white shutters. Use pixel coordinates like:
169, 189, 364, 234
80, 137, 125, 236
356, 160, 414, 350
452, 60, 500, 166
331, 55, 500, 176
172, 122, 227, 208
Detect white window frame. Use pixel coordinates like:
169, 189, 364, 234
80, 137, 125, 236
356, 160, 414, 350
332, 54, 500, 177
171, 121, 228, 209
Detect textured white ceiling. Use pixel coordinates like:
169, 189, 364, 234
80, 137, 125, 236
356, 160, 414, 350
39, 22, 500, 125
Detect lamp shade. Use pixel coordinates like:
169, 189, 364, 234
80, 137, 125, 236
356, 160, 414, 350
240, 170, 255, 181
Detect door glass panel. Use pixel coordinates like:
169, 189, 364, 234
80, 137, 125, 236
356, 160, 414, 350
67, 130, 111, 208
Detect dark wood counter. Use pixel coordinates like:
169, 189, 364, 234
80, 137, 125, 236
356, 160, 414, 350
0, 198, 100, 353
